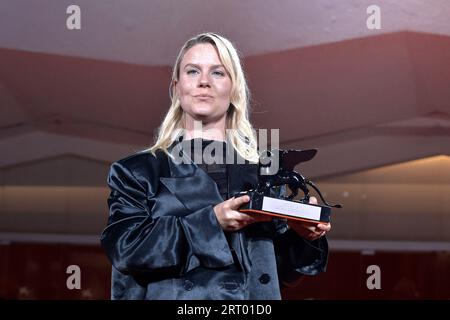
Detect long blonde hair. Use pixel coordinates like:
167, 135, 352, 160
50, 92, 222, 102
148, 32, 259, 162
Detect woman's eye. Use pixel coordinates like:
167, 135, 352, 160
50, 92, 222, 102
212, 70, 225, 77
186, 69, 225, 77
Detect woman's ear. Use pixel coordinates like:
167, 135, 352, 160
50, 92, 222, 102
170, 80, 178, 99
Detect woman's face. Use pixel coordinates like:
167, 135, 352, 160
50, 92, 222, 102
175, 43, 233, 126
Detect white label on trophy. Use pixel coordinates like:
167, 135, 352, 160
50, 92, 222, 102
261, 196, 321, 221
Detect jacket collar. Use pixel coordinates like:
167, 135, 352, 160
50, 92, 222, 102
164, 138, 258, 199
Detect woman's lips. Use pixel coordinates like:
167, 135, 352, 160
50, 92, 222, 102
194, 95, 213, 100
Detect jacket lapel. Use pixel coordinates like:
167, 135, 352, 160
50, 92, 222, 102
159, 141, 223, 212
159, 139, 258, 274
159, 140, 259, 212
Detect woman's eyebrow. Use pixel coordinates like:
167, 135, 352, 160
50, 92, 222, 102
184, 63, 225, 69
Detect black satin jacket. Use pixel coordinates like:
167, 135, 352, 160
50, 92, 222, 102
100, 140, 328, 300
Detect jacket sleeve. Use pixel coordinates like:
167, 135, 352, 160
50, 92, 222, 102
271, 185, 329, 285
274, 223, 329, 286
100, 159, 234, 277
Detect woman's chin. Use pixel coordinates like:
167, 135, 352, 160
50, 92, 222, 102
190, 109, 215, 119
192, 114, 215, 122
184, 107, 226, 123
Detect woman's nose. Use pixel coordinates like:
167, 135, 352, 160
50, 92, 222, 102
198, 73, 210, 87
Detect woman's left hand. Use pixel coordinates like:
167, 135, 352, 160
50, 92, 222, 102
287, 196, 332, 241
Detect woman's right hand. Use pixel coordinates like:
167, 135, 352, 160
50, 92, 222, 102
213, 195, 272, 232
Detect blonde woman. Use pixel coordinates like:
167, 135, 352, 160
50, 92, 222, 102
101, 33, 330, 300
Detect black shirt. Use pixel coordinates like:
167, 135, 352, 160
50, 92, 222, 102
183, 138, 228, 200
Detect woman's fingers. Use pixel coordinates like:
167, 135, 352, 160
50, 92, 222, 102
230, 195, 250, 209
306, 198, 332, 237
317, 223, 331, 232
308, 196, 318, 205
216, 195, 275, 231
238, 212, 256, 222
289, 220, 330, 241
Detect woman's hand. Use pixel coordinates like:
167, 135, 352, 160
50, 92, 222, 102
287, 196, 332, 241
213, 195, 272, 232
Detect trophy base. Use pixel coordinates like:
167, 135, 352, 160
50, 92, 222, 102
236, 190, 331, 224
